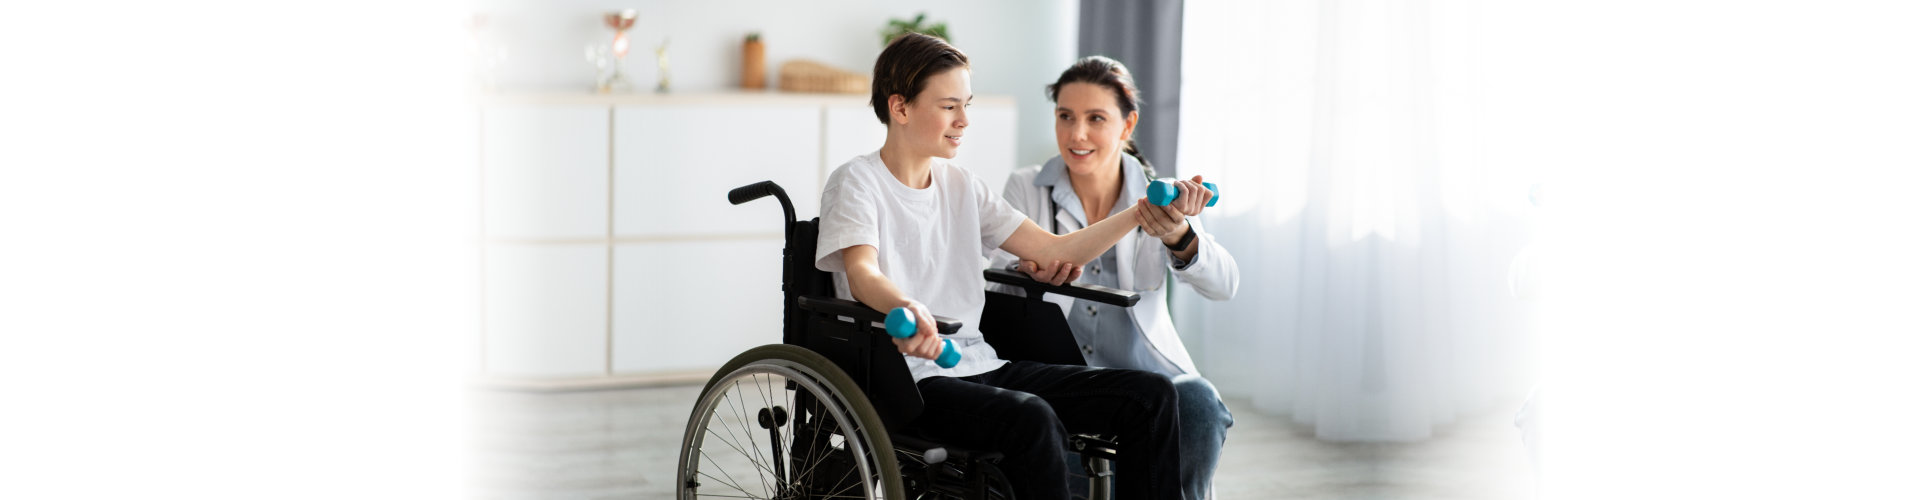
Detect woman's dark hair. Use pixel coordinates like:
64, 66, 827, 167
870, 32, 969, 125
1046, 55, 1155, 176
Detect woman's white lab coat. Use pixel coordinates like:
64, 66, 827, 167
990, 156, 1239, 377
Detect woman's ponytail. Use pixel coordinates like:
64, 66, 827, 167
1124, 139, 1157, 179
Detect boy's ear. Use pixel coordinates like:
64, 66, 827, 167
888, 94, 909, 125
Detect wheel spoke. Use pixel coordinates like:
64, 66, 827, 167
700, 392, 784, 488
787, 380, 847, 483
712, 393, 761, 472
702, 426, 781, 480
706, 415, 779, 478
794, 390, 827, 482
696, 449, 765, 499
785, 388, 872, 498
819, 450, 868, 499
678, 352, 897, 500
752, 373, 788, 485
787, 429, 842, 485
727, 379, 776, 493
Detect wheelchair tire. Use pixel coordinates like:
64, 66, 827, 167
677, 344, 904, 499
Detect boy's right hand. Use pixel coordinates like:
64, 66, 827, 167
891, 300, 944, 361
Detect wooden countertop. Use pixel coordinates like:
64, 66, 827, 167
479, 89, 1014, 108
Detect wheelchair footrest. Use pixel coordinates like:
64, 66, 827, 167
1069, 434, 1120, 460
890, 430, 1003, 465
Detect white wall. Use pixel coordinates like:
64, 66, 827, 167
471, 0, 1078, 169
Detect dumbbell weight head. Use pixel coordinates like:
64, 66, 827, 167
935, 339, 960, 368
1147, 179, 1221, 207
885, 307, 917, 339
887, 307, 961, 368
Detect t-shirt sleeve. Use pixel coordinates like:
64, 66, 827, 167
972, 170, 1027, 257
986, 170, 1034, 270
816, 167, 879, 273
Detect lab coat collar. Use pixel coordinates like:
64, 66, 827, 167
1037, 155, 1149, 291
1036, 155, 1149, 196
1036, 154, 1150, 228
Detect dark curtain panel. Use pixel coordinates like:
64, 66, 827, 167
1078, 0, 1184, 177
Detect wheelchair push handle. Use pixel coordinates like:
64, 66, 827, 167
1147, 179, 1220, 207
886, 307, 962, 369
728, 180, 797, 227
727, 180, 785, 205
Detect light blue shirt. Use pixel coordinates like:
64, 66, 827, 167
1039, 157, 1187, 376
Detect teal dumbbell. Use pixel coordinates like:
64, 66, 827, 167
1147, 179, 1220, 207
886, 307, 961, 368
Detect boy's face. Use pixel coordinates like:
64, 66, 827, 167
898, 68, 973, 159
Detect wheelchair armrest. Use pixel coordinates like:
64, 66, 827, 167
983, 268, 1140, 308
796, 295, 963, 334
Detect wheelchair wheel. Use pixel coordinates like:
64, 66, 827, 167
678, 344, 904, 499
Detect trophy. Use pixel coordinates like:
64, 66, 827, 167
593, 10, 638, 93
655, 38, 671, 93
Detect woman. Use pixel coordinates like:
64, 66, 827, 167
995, 55, 1241, 500
816, 34, 1185, 498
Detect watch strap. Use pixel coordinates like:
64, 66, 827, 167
1165, 224, 1197, 251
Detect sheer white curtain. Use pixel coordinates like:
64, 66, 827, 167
1173, 0, 1534, 441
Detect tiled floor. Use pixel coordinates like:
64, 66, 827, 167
472, 384, 1532, 499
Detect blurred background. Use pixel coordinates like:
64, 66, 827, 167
3, 0, 1918, 499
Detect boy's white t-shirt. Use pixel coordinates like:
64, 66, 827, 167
815, 151, 1027, 381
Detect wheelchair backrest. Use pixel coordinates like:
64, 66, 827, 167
780, 217, 835, 347
784, 217, 927, 430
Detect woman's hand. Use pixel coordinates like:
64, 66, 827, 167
1165, 175, 1212, 218
891, 299, 944, 361
1137, 175, 1211, 245
1018, 259, 1084, 286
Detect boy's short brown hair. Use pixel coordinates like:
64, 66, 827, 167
870, 32, 969, 125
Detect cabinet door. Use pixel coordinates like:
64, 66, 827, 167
612, 106, 821, 237
610, 239, 784, 373
484, 243, 607, 377
481, 106, 610, 240
823, 105, 888, 178
949, 104, 1018, 194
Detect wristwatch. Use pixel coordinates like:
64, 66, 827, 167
1164, 224, 1197, 252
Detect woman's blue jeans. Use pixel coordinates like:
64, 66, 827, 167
1068, 373, 1233, 500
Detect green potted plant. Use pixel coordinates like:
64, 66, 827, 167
880, 12, 949, 46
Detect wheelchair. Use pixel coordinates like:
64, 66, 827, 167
675, 181, 1145, 500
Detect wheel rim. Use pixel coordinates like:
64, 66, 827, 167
680, 359, 889, 499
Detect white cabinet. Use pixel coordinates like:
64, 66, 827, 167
483, 244, 607, 377
481, 106, 609, 240
951, 105, 1019, 193
612, 106, 821, 237
477, 92, 1015, 383
479, 104, 610, 378
610, 239, 785, 373
823, 105, 888, 171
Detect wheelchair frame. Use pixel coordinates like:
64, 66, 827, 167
676, 181, 1141, 500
